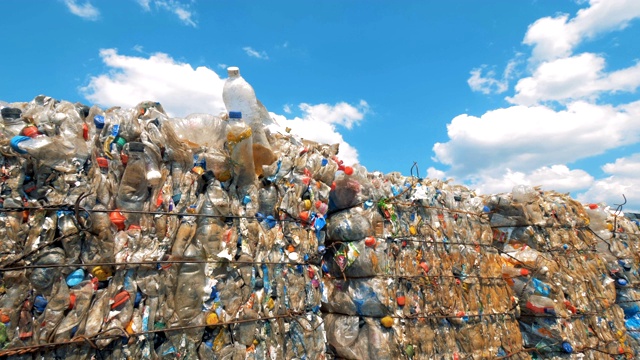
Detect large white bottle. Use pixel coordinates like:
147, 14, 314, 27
223, 67, 259, 123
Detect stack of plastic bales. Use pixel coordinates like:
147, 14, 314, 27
0, 72, 327, 358
321, 175, 528, 359
489, 186, 640, 359
1, 67, 640, 359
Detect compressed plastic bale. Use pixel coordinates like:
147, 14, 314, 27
326, 208, 373, 242
4, 94, 640, 359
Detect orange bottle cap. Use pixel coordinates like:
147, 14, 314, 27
109, 210, 126, 230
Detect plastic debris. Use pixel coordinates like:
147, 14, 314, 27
0, 71, 639, 360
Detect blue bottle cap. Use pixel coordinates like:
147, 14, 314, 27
243, 195, 251, 205
228, 111, 242, 119
483, 205, 491, 213
321, 158, 328, 166
111, 124, 120, 137
617, 278, 628, 286
33, 295, 48, 312
562, 341, 573, 353
10, 136, 30, 154
134, 290, 142, 308
66, 268, 85, 287
94, 115, 105, 129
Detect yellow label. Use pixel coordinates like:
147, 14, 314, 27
227, 128, 253, 147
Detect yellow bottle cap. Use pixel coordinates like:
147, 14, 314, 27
206, 312, 219, 326
92, 266, 111, 281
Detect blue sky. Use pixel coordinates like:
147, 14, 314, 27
1, 0, 640, 210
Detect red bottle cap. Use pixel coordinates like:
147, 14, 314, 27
109, 210, 126, 231
68, 293, 76, 310
111, 290, 130, 309
364, 236, 376, 247
121, 154, 129, 166
22, 126, 41, 138
96, 157, 109, 168
344, 166, 354, 176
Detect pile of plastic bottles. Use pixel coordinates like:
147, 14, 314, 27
489, 186, 640, 359
0, 67, 639, 360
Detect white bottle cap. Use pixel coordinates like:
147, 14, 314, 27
227, 66, 240, 77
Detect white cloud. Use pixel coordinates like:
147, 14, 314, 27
81, 48, 226, 117
132, 45, 144, 53
470, 165, 594, 195
243, 47, 269, 60
268, 101, 370, 166
432, 100, 640, 178
601, 153, 640, 176
283, 104, 292, 114
299, 100, 369, 130
426, 167, 446, 180
524, 0, 640, 62
577, 154, 640, 211
467, 57, 522, 95
508, 53, 640, 105
468, 67, 508, 95
63, 0, 99, 20
136, 0, 197, 27
136, 0, 151, 11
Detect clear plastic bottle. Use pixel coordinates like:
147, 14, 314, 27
173, 243, 206, 356
226, 111, 256, 189
223, 67, 260, 122
116, 142, 150, 227
10, 135, 79, 173
222, 67, 276, 177
1, 107, 25, 138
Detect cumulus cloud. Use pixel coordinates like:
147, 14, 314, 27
442, 0, 640, 207
471, 165, 594, 195
63, 0, 99, 20
432, 100, 640, 177
299, 100, 369, 130
268, 101, 370, 166
577, 154, 640, 211
468, 58, 521, 95
136, 0, 197, 27
81, 48, 226, 116
243, 47, 269, 60
524, 0, 640, 62
508, 53, 640, 105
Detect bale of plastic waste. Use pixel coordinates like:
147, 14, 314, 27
1, 72, 640, 359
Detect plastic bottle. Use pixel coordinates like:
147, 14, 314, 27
222, 67, 276, 177
115, 142, 150, 226
10, 135, 80, 173
226, 111, 256, 189
525, 295, 557, 315
2, 107, 26, 138
223, 67, 260, 123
